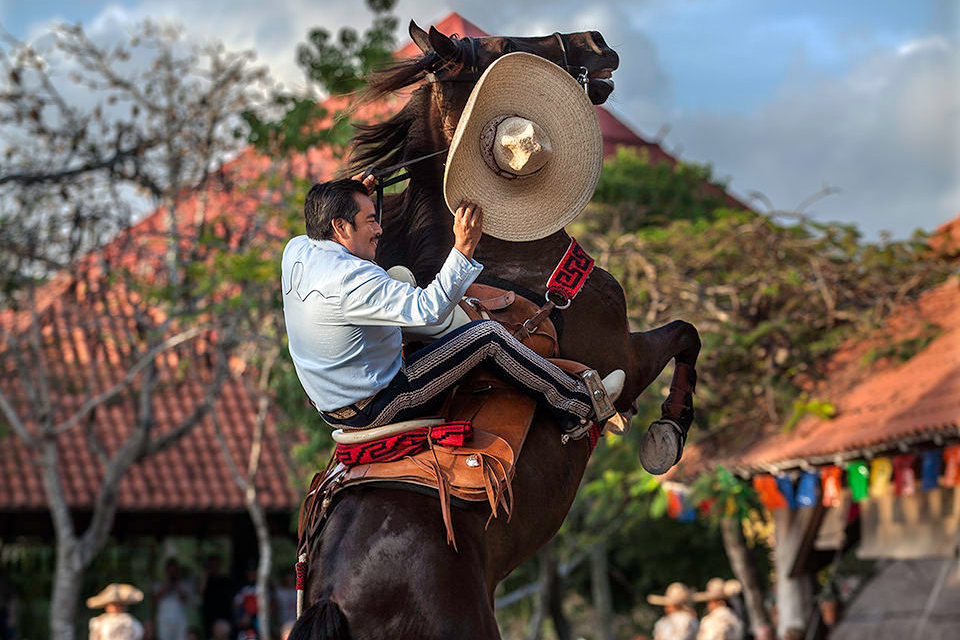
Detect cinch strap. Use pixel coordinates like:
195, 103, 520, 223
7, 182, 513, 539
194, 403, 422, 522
546, 238, 595, 304
335, 421, 473, 466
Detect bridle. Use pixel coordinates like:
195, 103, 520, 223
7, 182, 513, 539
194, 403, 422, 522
449, 32, 590, 91
362, 32, 592, 222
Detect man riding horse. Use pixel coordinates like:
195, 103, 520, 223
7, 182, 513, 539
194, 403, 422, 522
283, 26, 701, 640
281, 52, 623, 447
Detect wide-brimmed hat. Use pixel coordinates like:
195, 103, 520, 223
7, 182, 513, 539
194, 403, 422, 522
86, 583, 143, 609
647, 582, 694, 607
443, 52, 603, 242
693, 577, 742, 602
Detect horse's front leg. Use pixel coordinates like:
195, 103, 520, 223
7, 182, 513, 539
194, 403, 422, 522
629, 320, 701, 475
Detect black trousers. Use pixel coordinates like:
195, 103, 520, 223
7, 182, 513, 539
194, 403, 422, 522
322, 320, 593, 430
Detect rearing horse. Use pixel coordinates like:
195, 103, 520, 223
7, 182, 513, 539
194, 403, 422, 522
291, 22, 701, 640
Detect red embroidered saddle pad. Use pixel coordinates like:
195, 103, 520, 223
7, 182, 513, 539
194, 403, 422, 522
299, 374, 537, 550
334, 421, 472, 466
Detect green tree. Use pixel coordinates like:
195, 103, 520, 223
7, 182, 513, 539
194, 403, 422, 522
243, 0, 398, 157
528, 146, 954, 636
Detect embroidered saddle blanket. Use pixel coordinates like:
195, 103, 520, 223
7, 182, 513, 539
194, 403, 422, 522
297, 283, 581, 552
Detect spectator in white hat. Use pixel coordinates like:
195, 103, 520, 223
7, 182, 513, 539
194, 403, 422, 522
87, 583, 144, 640
648, 582, 699, 640
694, 578, 744, 640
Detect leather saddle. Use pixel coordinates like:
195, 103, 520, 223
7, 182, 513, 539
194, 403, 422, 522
297, 283, 577, 553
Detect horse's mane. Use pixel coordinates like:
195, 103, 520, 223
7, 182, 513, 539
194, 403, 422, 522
348, 52, 465, 173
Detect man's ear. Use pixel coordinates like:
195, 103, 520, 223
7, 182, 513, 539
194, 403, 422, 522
330, 218, 348, 240
409, 20, 431, 54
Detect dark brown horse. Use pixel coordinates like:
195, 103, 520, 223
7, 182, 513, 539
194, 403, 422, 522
291, 22, 701, 640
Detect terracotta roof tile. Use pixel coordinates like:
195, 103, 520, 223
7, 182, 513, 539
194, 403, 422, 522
729, 276, 960, 472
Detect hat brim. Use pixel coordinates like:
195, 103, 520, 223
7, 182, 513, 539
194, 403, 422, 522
647, 594, 688, 606
86, 585, 144, 609
443, 52, 603, 242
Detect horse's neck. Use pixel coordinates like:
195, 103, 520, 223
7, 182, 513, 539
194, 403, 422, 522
474, 233, 572, 292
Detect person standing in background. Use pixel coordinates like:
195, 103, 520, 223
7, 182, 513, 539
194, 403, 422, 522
648, 583, 699, 640
87, 583, 145, 640
155, 559, 193, 640
695, 579, 744, 640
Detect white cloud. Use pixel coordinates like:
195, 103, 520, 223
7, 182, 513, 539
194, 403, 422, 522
14, 0, 958, 238
664, 35, 959, 238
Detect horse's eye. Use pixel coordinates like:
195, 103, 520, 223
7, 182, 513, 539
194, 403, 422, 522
590, 31, 606, 48
502, 41, 516, 54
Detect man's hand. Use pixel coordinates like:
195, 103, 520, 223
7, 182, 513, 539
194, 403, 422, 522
350, 172, 376, 195
453, 200, 483, 260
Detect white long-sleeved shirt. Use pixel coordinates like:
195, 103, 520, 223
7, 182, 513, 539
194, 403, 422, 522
281, 236, 483, 411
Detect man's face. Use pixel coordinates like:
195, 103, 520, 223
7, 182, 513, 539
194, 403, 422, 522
333, 192, 381, 262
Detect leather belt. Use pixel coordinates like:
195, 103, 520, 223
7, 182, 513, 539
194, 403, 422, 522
323, 394, 376, 421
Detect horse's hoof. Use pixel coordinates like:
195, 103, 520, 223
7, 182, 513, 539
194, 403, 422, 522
639, 419, 683, 475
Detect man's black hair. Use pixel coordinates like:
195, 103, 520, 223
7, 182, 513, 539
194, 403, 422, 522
304, 178, 370, 240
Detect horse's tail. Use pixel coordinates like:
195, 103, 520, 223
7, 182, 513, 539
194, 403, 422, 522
288, 598, 350, 640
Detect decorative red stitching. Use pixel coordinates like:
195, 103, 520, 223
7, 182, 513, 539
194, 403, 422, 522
546, 238, 595, 303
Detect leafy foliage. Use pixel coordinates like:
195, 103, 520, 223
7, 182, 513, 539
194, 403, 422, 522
242, 0, 397, 158
577, 147, 953, 451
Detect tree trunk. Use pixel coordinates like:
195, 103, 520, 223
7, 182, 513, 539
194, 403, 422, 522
773, 508, 815, 639
543, 542, 571, 640
721, 517, 775, 640
248, 490, 273, 640
50, 541, 82, 640
589, 541, 615, 640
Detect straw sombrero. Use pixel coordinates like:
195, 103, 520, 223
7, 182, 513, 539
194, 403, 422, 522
693, 577, 742, 602
443, 52, 603, 242
86, 583, 144, 609
647, 582, 694, 607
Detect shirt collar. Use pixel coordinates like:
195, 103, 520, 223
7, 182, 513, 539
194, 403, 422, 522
307, 237, 350, 255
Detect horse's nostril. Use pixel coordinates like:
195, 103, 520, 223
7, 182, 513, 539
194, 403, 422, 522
607, 50, 620, 71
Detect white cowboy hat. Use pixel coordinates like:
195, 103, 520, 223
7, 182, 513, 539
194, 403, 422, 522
647, 582, 694, 607
693, 577, 742, 602
86, 583, 144, 609
443, 52, 603, 242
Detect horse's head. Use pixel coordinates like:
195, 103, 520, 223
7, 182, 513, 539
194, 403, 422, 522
409, 21, 620, 105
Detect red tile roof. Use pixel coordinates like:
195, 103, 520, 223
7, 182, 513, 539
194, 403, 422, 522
727, 276, 960, 473
0, 265, 302, 512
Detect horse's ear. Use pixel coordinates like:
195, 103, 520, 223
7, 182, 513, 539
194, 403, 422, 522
409, 20, 432, 54
428, 25, 459, 61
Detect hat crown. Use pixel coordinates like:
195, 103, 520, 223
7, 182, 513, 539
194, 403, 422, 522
492, 116, 552, 176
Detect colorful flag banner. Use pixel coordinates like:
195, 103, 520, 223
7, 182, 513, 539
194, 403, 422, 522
921, 450, 942, 492
943, 445, 960, 488
678, 491, 697, 522
753, 475, 787, 511
821, 465, 843, 507
847, 461, 869, 502
666, 487, 684, 519
698, 497, 717, 518
893, 454, 916, 496
797, 470, 820, 507
776, 474, 798, 510
870, 458, 893, 498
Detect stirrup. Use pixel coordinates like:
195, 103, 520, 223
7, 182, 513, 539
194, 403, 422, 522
581, 369, 624, 422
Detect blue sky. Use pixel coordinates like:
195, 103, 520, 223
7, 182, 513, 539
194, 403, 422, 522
3, 0, 957, 239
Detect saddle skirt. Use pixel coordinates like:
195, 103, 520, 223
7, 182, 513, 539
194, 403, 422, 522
297, 284, 567, 553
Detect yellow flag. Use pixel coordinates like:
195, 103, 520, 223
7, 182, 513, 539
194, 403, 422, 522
870, 458, 893, 498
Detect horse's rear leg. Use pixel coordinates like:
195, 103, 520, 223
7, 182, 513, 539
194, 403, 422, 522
630, 320, 701, 475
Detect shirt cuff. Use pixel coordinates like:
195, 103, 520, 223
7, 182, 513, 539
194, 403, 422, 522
451, 248, 484, 274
